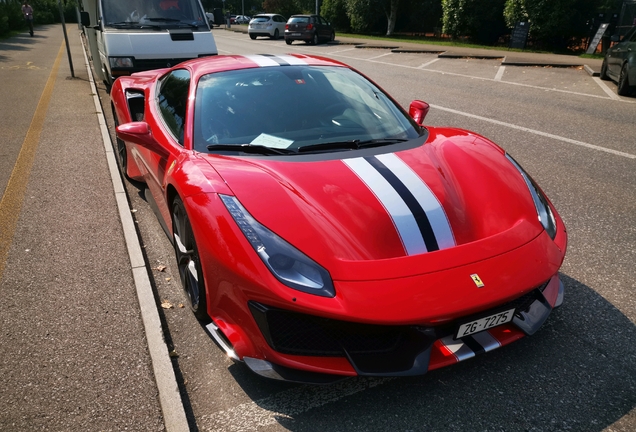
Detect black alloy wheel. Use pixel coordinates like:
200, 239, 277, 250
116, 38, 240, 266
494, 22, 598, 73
112, 107, 128, 177
172, 196, 209, 321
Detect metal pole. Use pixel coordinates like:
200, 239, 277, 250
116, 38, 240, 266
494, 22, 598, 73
57, 0, 75, 77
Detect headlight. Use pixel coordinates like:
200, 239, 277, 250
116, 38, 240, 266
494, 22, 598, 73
506, 154, 557, 239
220, 195, 335, 298
109, 57, 134, 69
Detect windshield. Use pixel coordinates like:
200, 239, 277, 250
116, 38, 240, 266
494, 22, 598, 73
193, 65, 422, 154
103, 0, 206, 28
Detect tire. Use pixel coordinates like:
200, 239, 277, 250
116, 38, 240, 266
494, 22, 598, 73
272, 29, 279, 39
599, 59, 609, 80
250, 34, 256, 40
311, 32, 319, 45
112, 107, 128, 178
172, 196, 209, 322
330, 31, 335, 42
617, 63, 633, 96
285, 38, 292, 45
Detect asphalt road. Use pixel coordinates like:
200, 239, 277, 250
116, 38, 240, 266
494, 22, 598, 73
98, 29, 635, 431
2, 24, 635, 431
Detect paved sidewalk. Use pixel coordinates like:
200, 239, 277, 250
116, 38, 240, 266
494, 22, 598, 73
0, 24, 186, 431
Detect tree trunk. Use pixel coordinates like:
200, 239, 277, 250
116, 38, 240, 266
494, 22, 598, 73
385, 0, 399, 36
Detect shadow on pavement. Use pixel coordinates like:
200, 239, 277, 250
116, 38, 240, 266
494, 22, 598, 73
223, 274, 635, 431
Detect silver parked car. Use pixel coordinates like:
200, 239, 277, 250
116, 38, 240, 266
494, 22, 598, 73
248, 13, 287, 40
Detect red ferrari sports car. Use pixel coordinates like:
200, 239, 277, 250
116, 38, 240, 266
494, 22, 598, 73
111, 54, 567, 383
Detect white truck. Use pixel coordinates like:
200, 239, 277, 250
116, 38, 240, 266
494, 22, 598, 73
80, 0, 217, 88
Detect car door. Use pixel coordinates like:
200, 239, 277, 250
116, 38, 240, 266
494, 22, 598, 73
275, 15, 286, 34
142, 68, 191, 227
608, 27, 636, 78
318, 16, 331, 40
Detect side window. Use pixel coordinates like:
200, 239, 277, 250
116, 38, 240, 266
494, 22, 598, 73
157, 69, 190, 145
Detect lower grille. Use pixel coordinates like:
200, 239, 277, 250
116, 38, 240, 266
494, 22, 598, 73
248, 282, 549, 374
249, 302, 408, 357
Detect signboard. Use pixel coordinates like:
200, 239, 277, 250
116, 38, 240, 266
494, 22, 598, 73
510, 22, 530, 49
586, 23, 609, 54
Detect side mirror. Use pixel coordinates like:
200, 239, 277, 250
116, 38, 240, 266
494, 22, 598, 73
409, 100, 430, 125
80, 11, 90, 27
116, 122, 169, 157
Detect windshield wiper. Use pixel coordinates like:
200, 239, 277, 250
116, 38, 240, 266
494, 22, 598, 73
298, 138, 408, 153
206, 144, 295, 155
146, 17, 181, 22
357, 138, 408, 147
109, 21, 161, 30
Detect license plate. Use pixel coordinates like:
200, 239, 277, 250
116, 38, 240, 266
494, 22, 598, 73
455, 308, 515, 339
291, 33, 301, 36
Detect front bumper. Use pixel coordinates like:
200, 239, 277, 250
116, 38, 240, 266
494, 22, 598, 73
241, 275, 564, 382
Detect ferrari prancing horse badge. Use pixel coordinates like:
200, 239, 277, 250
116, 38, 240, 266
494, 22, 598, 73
471, 274, 484, 288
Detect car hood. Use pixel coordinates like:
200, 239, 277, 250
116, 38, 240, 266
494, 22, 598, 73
202, 128, 545, 279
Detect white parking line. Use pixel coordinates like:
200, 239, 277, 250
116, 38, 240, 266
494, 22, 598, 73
418, 58, 440, 69
593, 77, 621, 100
367, 52, 393, 61
494, 65, 506, 81
325, 47, 358, 55
430, 104, 636, 159
323, 53, 632, 102
200, 377, 394, 431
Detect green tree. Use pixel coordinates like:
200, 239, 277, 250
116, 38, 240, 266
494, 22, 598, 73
345, 0, 401, 35
321, 0, 351, 31
442, 0, 507, 43
263, 0, 300, 18
504, 0, 599, 50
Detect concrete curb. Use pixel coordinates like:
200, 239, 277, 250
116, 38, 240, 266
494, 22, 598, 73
584, 64, 600, 76
79, 33, 190, 432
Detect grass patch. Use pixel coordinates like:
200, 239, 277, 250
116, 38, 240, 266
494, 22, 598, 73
337, 32, 602, 59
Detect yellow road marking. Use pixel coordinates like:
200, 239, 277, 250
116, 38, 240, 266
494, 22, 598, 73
0, 42, 64, 279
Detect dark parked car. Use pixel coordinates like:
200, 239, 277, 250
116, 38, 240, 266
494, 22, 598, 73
285, 14, 335, 45
600, 26, 636, 96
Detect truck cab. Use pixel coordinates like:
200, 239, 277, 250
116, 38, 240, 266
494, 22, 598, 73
81, 0, 217, 89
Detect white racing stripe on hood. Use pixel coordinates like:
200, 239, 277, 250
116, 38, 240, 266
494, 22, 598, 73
375, 153, 455, 250
344, 157, 428, 255
343, 153, 455, 256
